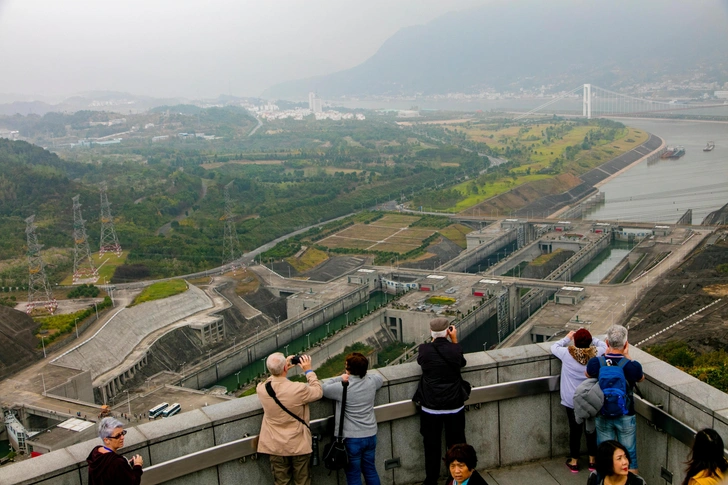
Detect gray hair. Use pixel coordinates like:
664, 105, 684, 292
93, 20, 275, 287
606, 325, 628, 350
266, 352, 286, 376
431, 329, 447, 339
98, 417, 124, 439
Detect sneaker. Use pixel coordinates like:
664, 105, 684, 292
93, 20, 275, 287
566, 459, 579, 473
589, 462, 596, 472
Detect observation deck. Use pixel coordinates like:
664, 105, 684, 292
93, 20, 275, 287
2, 343, 727, 485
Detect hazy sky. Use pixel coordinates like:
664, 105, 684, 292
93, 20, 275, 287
0, 0, 482, 100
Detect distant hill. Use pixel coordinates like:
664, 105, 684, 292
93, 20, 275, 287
0, 92, 267, 117
264, 1, 728, 99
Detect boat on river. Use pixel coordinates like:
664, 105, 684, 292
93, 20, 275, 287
661, 146, 685, 159
703, 141, 715, 152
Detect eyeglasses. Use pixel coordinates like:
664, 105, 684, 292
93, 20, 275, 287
107, 430, 127, 440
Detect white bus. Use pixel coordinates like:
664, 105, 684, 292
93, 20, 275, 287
162, 403, 181, 418
149, 402, 169, 419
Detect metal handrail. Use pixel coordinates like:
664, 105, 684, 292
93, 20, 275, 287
139, 375, 698, 485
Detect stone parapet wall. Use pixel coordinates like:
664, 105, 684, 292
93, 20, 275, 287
2, 344, 726, 485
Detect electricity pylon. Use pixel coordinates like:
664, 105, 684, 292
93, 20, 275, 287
72, 195, 98, 283
25, 215, 57, 314
99, 182, 122, 257
222, 182, 243, 271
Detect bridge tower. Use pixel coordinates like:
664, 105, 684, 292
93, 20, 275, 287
72, 195, 98, 283
25, 215, 57, 314
98, 182, 122, 257
583, 84, 592, 119
222, 182, 243, 271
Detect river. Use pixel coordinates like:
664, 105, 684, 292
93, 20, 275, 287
586, 118, 728, 224
214, 116, 726, 388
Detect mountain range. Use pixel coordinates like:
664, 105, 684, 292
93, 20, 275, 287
264, 1, 728, 99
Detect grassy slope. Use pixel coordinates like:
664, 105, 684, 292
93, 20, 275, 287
438, 224, 472, 249
441, 124, 647, 213
131, 279, 188, 306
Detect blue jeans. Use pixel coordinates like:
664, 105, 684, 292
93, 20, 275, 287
344, 435, 380, 485
596, 414, 638, 469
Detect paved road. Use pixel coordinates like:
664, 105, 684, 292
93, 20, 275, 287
248, 117, 263, 137
106, 211, 357, 290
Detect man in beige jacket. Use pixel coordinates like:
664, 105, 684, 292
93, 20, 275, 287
257, 353, 323, 485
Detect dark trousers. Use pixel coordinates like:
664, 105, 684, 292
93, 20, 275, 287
420, 409, 466, 485
565, 406, 597, 460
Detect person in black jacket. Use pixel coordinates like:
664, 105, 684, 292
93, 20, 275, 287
445, 444, 489, 485
87, 417, 143, 485
414, 318, 467, 485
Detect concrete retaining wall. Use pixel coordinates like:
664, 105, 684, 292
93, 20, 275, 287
46, 371, 94, 404
179, 285, 370, 390
546, 233, 611, 281
4, 345, 726, 485
441, 229, 517, 273
52, 285, 212, 381
486, 240, 542, 277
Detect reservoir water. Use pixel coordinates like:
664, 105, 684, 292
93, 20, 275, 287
585, 119, 728, 224
213, 117, 726, 390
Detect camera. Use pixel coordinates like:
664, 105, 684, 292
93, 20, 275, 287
290, 355, 302, 366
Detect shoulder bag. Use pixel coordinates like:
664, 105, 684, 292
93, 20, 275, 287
323, 380, 349, 471
265, 381, 310, 429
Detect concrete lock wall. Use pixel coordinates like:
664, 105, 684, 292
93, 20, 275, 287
46, 370, 94, 404
442, 229, 517, 273
548, 233, 611, 282
488, 240, 542, 276
179, 286, 370, 390
5, 344, 728, 485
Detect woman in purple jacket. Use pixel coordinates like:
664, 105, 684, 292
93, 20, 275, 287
551, 328, 607, 473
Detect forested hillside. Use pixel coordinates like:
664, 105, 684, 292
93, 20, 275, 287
0, 114, 491, 286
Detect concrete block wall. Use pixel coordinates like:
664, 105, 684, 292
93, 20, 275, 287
487, 239, 543, 276
179, 285, 369, 390
46, 371, 94, 403
4, 343, 728, 485
443, 229, 517, 272
547, 233, 611, 281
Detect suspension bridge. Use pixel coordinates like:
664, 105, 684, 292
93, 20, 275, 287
515, 83, 728, 120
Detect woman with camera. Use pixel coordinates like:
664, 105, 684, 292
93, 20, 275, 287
323, 352, 383, 485
551, 328, 606, 473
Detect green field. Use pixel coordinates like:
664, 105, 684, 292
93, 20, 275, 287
130, 279, 188, 306
450, 174, 551, 212
412, 120, 648, 213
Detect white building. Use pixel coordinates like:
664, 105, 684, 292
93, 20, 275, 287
309, 92, 323, 113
